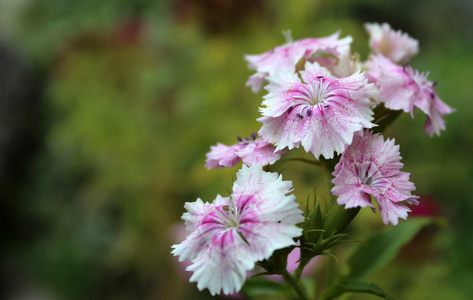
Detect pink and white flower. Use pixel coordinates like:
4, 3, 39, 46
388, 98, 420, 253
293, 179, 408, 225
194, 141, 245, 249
365, 54, 454, 136
332, 131, 419, 225
258, 61, 378, 159
365, 22, 419, 63
171, 165, 304, 295
245, 31, 352, 92
205, 134, 287, 169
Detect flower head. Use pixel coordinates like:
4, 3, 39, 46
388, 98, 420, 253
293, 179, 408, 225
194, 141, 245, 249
365, 22, 419, 63
258, 61, 378, 159
365, 54, 454, 136
332, 131, 419, 225
172, 165, 304, 295
245, 31, 352, 92
205, 134, 287, 169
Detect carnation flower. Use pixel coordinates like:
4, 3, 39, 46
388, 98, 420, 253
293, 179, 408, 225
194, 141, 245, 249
365, 54, 454, 136
365, 22, 419, 63
332, 131, 419, 225
205, 133, 287, 169
258, 61, 378, 159
245, 31, 352, 92
171, 165, 304, 295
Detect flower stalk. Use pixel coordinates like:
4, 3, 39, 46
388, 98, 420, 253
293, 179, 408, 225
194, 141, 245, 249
282, 269, 309, 300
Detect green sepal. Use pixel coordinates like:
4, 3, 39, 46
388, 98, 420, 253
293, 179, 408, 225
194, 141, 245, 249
302, 193, 324, 243
300, 202, 358, 259
298, 197, 361, 278
371, 103, 403, 134
257, 246, 294, 275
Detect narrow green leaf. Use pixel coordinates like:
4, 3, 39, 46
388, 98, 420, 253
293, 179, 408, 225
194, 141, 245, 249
320, 279, 394, 300
240, 277, 295, 298
300, 278, 316, 299
347, 217, 434, 279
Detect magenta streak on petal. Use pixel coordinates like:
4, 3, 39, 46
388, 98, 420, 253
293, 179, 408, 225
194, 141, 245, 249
200, 214, 225, 233
238, 208, 259, 226
236, 194, 255, 213
212, 229, 235, 250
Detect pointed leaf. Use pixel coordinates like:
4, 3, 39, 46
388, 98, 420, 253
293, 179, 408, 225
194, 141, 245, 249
347, 217, 434, 279
240, 277, 295, 298
320, 279, 394, 300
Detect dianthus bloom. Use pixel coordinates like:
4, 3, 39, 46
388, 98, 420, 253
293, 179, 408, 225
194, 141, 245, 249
245, 31, 352, 92
205, 133, 287, 169
258, 61, 378, 159
171, 165, 304, 295
365, 54, 454, 136
331, 131, 419, 225
365, 22, 419, 63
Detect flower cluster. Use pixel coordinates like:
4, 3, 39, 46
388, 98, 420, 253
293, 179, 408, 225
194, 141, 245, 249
172, 23, 452, 296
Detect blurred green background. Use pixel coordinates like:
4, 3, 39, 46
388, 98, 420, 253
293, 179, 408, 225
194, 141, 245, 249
0, 0, 472, 299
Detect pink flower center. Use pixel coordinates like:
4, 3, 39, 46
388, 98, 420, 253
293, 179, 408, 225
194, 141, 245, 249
293, 77, 335, 107
219, 203, 240, 229
213, 195, 256, 245
215, 194, 256, 231
354, 161, 390, 191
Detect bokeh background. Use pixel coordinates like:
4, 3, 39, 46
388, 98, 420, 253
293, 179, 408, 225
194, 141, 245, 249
1, 0, 472, 299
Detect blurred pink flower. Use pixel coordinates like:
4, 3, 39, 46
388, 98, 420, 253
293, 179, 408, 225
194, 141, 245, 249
409, 196, 441, 217
245, 31, 352, 92
205, 134, 286, 169
365, 54, 454, 137
171, 165, 304, 295
258, 61, 377, 159
332, 131, 419, 225
365, 22, 419, 63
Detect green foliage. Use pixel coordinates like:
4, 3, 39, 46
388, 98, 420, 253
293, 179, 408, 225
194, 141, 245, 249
258, 246, 295, 275
346, 218, 435, 279
317, 218, 436, 300
240, 277, 295, 299
321, 279, 394, 300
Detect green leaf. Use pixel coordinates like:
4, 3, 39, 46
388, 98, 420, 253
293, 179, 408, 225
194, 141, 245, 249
347, 217, 434, 279
320, 279, 394, 300
239, 277, 295, 298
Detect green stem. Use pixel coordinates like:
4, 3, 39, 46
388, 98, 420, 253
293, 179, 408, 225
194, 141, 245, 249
294, 258, 308, 280
282, 269, 309, 300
